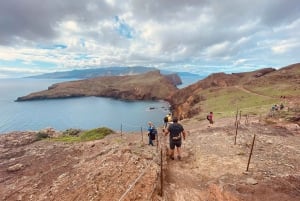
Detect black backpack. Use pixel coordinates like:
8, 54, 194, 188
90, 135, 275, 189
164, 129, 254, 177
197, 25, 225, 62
169, 123, 183, 140
164, 116, 168, 123
150, 128, 157, 140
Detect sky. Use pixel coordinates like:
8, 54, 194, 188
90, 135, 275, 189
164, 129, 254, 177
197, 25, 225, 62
0, 0, 299, 78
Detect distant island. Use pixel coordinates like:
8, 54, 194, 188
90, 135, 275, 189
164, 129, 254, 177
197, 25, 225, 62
27, 66, 159, 79
26, 66, 197, 83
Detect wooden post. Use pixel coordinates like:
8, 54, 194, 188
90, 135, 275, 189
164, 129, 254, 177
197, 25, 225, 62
121, 124, 123, 137
156, 130, 159, 151
141, 127, 143, 143
245, 114, 249, 125
160, 149, 163, 196
235, 107, 239, 127
246, 134, 256, 171
234, 119, 239, 145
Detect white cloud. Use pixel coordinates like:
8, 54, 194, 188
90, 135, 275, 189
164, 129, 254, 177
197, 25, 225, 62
271, 39, 300, 54
233, 59, 248, 66
0, 0, 299, 77
61, 21, 80, 32
203, 41, 231, 58
237, 19, 261, 33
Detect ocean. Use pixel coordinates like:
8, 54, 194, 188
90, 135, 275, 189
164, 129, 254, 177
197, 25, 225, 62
0, 75, 203, 134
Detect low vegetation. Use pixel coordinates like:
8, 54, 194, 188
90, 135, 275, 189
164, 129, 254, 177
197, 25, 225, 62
199, 87, 277, 118
51, 127, 114, 142
35, 132, 50, 141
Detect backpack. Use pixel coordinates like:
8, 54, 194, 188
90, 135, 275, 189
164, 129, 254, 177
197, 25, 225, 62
149, 127, 157, 140
169, 123, 183, 141
164, 116, 168, 123
207, 115, 210, 120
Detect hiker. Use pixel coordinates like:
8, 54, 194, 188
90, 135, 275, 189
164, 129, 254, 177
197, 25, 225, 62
167, 113, 172, 122
163, 117, 186, 160
271, 105, 276, 112
164, 113, 173, 128
280, 103, 284, 110
163, 115, 169, 128
147, 122, 157, 146
207, 112, 214, 125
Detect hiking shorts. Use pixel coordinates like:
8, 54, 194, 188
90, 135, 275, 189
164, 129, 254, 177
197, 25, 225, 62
170, 139, 182, 149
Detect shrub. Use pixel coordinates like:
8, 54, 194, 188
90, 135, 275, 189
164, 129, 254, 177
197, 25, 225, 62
80, 127, 114, 141
62, 128, 82, 136
35, 132, 49, 141
51, 127, 114, 143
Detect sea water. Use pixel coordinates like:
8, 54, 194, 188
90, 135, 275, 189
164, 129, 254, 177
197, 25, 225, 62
0, 78, 171, 133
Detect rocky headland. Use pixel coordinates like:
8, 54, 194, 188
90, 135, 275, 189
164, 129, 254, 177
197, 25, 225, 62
16, 71, 179, 102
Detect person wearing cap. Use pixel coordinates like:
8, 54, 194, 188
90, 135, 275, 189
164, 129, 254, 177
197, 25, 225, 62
167, 113, 172, 122
147, 121, 156, 146
163, 116, 186, 160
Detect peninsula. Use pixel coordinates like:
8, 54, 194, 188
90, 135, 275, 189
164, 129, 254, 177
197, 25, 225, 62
16, 71, 179, 101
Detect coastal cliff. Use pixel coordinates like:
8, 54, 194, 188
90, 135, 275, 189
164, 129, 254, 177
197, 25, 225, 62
16, 71, 178, 101
170, 63, 300, 119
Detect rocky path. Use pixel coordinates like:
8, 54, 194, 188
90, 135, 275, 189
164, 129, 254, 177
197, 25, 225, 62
162, 117, 300, 201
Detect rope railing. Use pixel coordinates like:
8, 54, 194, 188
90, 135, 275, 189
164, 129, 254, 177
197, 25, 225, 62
118, 162, 152, 201
114, 126, 166, 200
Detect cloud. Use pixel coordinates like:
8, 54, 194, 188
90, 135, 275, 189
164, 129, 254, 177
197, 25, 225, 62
271, 39, 300, 54
203, 41, 231, 58
0, 0, 299, 77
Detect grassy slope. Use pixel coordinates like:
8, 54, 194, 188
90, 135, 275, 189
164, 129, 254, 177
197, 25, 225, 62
200, 87, 277, 118
182, 63, 300, 120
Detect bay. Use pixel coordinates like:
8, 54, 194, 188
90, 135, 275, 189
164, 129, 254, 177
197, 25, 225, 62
0, 78, 171, 134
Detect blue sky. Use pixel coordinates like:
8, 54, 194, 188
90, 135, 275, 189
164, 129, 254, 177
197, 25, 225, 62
0, 0, 299, 78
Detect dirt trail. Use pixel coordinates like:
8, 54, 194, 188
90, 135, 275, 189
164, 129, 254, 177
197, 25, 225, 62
234, 85, 276, 99
161, 117, 300, 201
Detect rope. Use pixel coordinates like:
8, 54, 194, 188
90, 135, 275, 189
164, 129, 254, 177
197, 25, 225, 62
117, 128, 166, 200
118, 162, 152, 201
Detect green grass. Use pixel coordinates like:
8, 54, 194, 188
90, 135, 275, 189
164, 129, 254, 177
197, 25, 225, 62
51, 127, 114, 143
200, 87, 279, 118
248, 84, 300, 97
80, 127, 114, 141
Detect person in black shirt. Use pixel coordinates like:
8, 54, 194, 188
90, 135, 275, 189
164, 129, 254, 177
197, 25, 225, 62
163, 117, 186, 160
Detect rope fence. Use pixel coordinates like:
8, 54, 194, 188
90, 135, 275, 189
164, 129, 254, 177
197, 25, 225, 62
115, 109, 263, 200
113, 123, 167, 201
118, 162, 152, 201
233, 108, 258, 172
115, 109, 262, 200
